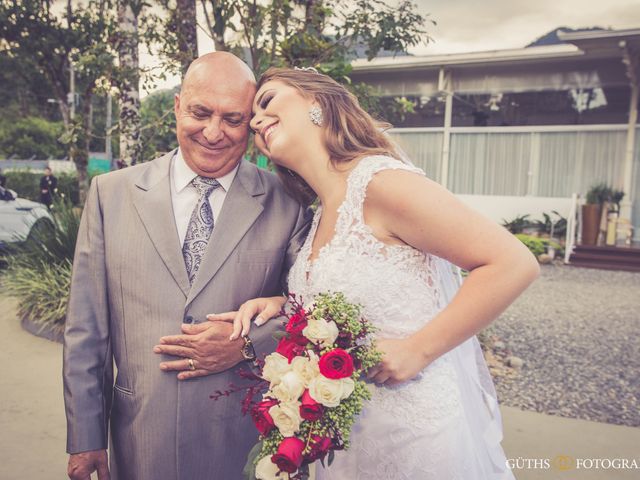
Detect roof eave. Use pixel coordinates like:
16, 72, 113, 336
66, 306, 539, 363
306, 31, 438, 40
558, 28, 640, 42
351, 45, 585, 73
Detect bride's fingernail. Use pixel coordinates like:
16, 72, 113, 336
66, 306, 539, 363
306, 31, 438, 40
254, 316, 265, 326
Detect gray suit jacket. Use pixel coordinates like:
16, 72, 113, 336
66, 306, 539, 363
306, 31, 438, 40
63, 150, 311, 480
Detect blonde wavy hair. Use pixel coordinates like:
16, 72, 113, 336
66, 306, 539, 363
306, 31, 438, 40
256, 67, 400, 205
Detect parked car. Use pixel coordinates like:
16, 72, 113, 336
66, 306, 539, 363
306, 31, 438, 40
0, 186, 52, 250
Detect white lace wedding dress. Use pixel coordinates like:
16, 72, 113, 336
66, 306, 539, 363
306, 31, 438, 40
287, 155, 516, 480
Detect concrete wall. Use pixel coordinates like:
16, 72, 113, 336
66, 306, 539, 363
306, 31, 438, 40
456, 194, 573, 226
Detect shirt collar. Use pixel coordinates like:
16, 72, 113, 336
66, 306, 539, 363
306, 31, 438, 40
173, 148, 240, 194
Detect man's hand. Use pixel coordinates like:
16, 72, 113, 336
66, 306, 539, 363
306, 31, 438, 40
153, 321, 244, 380
68, 449, 110, 480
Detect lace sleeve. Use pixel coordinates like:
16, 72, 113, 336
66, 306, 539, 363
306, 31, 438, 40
338, 155, 426, 233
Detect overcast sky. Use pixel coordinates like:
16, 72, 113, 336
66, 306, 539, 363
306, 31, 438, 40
140, 0, 640, 94
411, 0, 640, 54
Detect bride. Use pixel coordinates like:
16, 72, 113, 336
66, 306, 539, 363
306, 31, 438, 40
214, 67, 538, 479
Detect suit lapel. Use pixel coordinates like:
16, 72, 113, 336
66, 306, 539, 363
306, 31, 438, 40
185, 160, 265, 307
132, 150, 190, 297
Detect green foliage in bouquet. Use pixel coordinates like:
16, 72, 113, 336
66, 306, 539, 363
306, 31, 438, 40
311, 292, 382, 371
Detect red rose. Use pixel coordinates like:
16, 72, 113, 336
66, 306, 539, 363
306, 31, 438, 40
286, 310, 307, 336
299, 389, 324, 421
251, 398, 278, 436
318, 348, 354, 379
271, 437, 305, 473
289, 332, 309, 346
276, 337, 306, 362
305, 434, 333, 462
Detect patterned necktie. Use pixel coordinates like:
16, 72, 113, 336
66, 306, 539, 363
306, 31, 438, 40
182, 176, 221, 285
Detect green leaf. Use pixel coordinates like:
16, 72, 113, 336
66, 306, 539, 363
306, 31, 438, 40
243, 441, 263, 480
328, 449, 335, 466
272, 330, 288, 341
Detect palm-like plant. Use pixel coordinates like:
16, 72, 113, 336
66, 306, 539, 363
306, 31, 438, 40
501, 214, 532, 234
586, 183, 625, 212
1, 198, 81, 335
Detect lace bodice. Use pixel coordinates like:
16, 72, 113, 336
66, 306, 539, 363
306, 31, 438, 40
288, 155, 444, 338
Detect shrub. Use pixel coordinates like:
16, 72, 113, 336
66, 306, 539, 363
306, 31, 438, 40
532, 210, 567, 238
1, 259, 72, 335
501, 214, 533, 234
0, 116, 66, 159
515, 233, 563, 258
1, 198, 81, 333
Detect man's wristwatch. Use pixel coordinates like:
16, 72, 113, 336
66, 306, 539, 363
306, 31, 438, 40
240, 335, 257, 365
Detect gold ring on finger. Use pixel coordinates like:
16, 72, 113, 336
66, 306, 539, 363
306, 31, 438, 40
188, 358, 195, 371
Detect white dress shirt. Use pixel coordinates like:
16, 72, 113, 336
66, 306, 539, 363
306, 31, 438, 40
170, 148, 239, 246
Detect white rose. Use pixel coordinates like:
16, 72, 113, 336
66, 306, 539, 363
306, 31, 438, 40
262, 352, 292, 386
290, 352, 320, 388
308, 376, 355, 408
269, 401, 303, 437
270, 370, 305, 403
255, 455, 290, 480
302, 319, 339, 347
340, 377, 355, 399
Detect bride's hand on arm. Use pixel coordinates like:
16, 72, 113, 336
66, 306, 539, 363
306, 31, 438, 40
364, 169, 540, 367
367, 337, 428, 386
207, 296, 287, 340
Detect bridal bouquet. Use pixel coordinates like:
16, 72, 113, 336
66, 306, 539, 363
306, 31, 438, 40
213, 292, 380, 480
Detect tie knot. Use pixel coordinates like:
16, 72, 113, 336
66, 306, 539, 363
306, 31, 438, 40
191, 176, 221, 197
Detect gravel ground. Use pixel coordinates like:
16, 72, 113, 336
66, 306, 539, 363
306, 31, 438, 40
487, 263, 640, 427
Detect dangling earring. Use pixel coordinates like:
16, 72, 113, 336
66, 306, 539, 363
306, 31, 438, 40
287, 168, 296, 177
309, 105, 323, 127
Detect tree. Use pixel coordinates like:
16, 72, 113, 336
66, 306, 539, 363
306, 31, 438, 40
0, 0, 117, 201
201, 0, 235, 52
198, 0, 432, 128
200, 0, 433, 77
116, 0, 144, 166
157, 0, 199, 77
139, 87, 178, 162
0, 52, 62, 123
0, 116, 66, 159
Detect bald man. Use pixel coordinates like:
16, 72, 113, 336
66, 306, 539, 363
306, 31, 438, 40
63, 52, 311, 480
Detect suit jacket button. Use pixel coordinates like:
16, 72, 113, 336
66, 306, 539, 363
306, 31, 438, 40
184, 315, 194, 324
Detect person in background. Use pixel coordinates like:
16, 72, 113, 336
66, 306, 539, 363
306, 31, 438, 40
39, 166, 58, 208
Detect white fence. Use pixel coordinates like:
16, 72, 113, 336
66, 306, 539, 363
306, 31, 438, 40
0, 159, 76, 174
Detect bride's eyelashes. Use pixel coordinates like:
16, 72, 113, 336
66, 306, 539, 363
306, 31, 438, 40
259, 93, 274, 110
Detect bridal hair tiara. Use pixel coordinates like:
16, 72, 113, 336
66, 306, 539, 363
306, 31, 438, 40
294, 66, 320, 74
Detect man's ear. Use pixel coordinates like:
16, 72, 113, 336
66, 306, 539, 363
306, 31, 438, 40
174, 93, 181, 118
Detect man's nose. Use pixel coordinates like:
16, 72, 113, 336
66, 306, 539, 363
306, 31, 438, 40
202, 117, 224, 143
